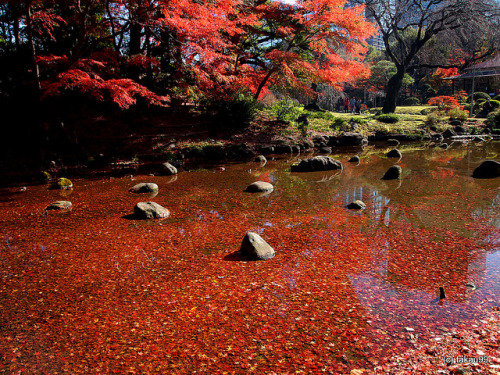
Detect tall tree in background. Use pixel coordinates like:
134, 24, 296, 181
351, 0, 500, 113
232, 0, 375, 100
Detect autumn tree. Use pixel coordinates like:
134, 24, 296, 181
350, 0, 500, 113
229, 0, 375, 101
0, 0, 376, 108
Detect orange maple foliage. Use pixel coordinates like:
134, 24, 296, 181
9, 0, 375, 106
427, 96, 463, 111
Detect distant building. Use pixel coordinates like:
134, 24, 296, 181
446, 54, 500, 96
346, 0, 385, 51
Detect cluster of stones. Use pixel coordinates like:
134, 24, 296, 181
40, 149, 499, 263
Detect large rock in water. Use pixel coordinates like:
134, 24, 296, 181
382, 165, 402, 180
134, 202, 170, 219
346, 200, 366, 210
386, 149, 402, 158
240, 232, 275, 260
245, 181, 274, 193
51, 177, 73, 190
291, 156, 343, 172
472, 160, 500, 179
161, 162, 178, 176
255, 155, 267, 163
129, 183, 159, 193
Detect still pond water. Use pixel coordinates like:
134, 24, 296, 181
1, 141, 499, 373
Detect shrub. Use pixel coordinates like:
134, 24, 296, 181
403, 97, 421, 106
427, 96, 463, 110
349, 117, 368, 124
270, 97, 303, 123
454, 90, 468, 104
467, 92, 491, 102
486, 110, 500, 129
376, 114, 399, 123
447, 108, 469, 122
330, 117, 348, 130
425, 111, 446, 128
490, 100, 500, 109
297, 114, 309, 137
211, 92, 257, 131
305, 110, 336, 121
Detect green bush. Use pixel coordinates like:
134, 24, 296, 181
486, 110, 500, 128
304, 110, 336, 121
211, 92, 257, 131
490, 100, 500, 109
270, 97, 303, 123
494, 95, 500, 101
349, 117, 368, 124
447, 108, 469, 122
330, 117, 348, 130
403, 97, 421, 106
425, 111, 446, 127
468, 92, 491, 102
375, 114, 400, 123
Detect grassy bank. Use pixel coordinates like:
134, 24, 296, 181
257, 105, 489, 140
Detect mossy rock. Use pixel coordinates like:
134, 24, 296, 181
52, 178, 73, 190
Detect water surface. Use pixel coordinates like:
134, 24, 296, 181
1, 141, 499, 373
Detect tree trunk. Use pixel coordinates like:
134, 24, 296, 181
254, 69, 274, 100
129, 1, 143, 55
382, 67, 405, 114
13, 15, 20, 48
129, 22, 142, 55
26, 4, 41, 93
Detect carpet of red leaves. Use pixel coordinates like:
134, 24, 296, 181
0, 146, 499, 374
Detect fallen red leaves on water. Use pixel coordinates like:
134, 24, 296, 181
0, 147, 499, 374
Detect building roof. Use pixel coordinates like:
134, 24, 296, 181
465, 54, 500, 71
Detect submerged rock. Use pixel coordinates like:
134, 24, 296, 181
46, 201, 72, 210
346, 200, 366, 210
348, 155, 360, 163
134, 202, 170, 219
129, 183, 159, 193
52, 177, 73, 190
245, 181, 274, 193
291, 156, 343, 172
240, 232, 275, 260
386, 149, 402, 158
161, 162, 178, 176
472, 160, 500, 179
382, 165, 402, 180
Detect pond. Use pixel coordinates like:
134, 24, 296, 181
1, 141, 499, 373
